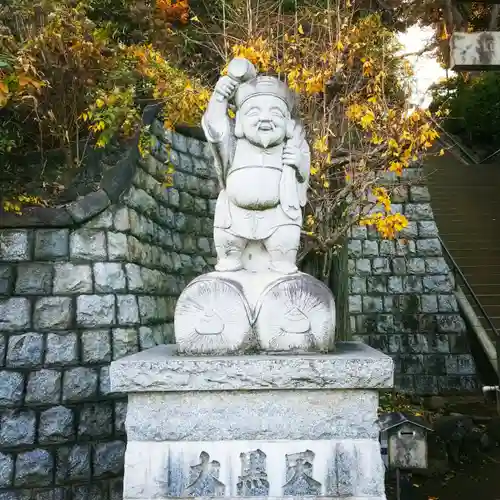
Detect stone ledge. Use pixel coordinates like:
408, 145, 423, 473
0, 206, 74, 228
66, 189, 111, 222
109, 342, 394, 393
174, 124, 207, 142
0, 162, 132, 230
101, 139, 140, 204
125, 497, 385, 500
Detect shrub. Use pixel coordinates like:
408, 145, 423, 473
0, 0, 208, 209
431, 72, 500, 156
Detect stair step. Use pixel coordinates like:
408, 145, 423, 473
463, 293, 500, 307
447, 254, 500, 261
465, 284, 500, 291
446, 247, 500, 252
467, 303, 499, 317
453, 264, 500, 271
424, 155, 500, 361
474, 318, 500, 341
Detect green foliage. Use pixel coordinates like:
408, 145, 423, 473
0, 0, 442, 217
378, 391, 424, 416
0, 0, 121, 158
0, 0, 207, 212
85, 0, 147, 42
431, 73, 500, 154
0, 0, 204, 157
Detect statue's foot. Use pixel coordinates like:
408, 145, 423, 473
215, 257, 243, 272
270, 260, 298, 274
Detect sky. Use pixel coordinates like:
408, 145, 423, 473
397, 24, 449, 108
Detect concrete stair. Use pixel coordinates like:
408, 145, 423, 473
424, 152, 500, 378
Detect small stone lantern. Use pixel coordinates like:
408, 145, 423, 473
379, 412, 433, 470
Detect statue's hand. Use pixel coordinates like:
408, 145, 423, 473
282, 144, 302, 170
214, 76, 238, 101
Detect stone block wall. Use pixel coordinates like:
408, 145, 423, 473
0, 113, 481, 496
347, 165, 478, 395
0, 115, 217, 498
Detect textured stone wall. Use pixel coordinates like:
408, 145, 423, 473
347, 165, 478, 395
0, 117, 217, 498
0, 113, 480, 496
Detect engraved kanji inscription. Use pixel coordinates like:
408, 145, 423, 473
237, 449, 270, 496
183, 451, 226, 497
283, 450, 322, 496
336, 442, 355, 496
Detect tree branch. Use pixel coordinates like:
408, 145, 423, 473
374, 0, 392, 10
443, 0, 465, 31
489, 5, 500, 31
397, 41, 440, 60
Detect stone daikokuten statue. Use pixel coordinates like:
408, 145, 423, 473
203, 58, 309, 274
174, 58, 336, 355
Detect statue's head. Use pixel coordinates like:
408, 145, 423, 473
234, 76, 296, 148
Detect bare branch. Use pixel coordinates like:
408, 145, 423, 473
489, 5, 500, 31
374, 0, 392, 11
397, 41, 440, 60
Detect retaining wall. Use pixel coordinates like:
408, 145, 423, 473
0, 115, 217, 498
347, 165, 478, 394
0, 116, 478, 497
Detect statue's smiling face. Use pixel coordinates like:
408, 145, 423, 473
239, 96, 289, 148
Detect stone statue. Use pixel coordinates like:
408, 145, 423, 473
201, 58, 311, 274
114, 58, 391, 500
174, 58, 336, 355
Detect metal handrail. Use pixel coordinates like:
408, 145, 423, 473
439, 234, 500, 409
479, 147, 500, 164
438, 235, 500, 339
435, 132, 500, 407
432, 120, 479, 164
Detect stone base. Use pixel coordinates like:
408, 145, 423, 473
110, 342, 394, 500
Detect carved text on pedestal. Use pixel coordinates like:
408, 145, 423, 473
183, 452, 226, 497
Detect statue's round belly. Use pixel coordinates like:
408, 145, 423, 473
226, 168, 281, 209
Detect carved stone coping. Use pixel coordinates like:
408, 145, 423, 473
109, 342, 394, 393
0, 103, 162, 229
174, 124, 206, 142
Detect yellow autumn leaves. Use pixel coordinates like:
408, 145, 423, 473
80, 87, 140, 148
75, 8, 440, 247
219, 13, 440, 244
79, 46, 211, 148
231, 37, 272, 73
3, 195, 45, 215
346, 105, 440, 177
360, 187, 408, 240
0, 74, 44, 109
346, 103, 376, 130
230, 32, 340, 97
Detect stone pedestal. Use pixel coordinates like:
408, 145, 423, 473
110, 342, 394, 500
175, 270, 336, 355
